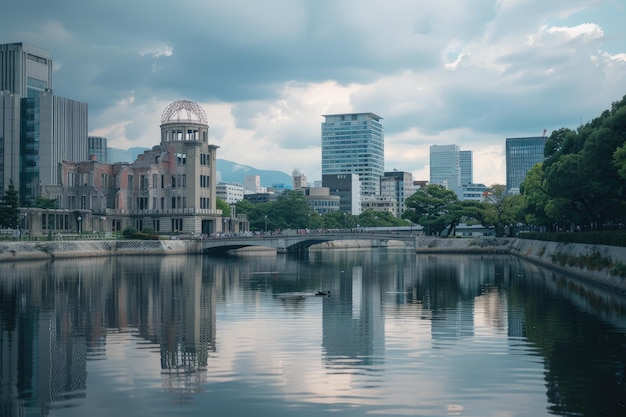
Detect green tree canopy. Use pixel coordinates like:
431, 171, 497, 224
216, 197, 231, 216
526, 95, 626, 230
0, 179, 19, 229
34, 197, 59, 209
520, 163, 550, 228
483, 184, 524, 237
402, 184, 459, 235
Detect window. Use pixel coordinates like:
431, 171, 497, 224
172, 218, 183, 232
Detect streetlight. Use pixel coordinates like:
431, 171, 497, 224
374, 215, 378, 229
343, 212, 347, 229
77, 216, 82, 234
264, 215, 268, 233
308, 213, 311, 231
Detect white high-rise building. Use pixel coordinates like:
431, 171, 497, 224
322, 113, 384, 200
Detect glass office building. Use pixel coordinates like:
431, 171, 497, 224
430, 144, 462, 197
460, 150, 473, 186
505, 136, 547, 192
0, 42, 88, 203
321, 113, 384, 199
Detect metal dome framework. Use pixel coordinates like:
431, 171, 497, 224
161, 100, 208, 125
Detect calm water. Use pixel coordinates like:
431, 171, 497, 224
0, 249, 625, 417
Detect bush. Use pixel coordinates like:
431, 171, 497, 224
122, 227, 158, 240
519, 231, 626, 247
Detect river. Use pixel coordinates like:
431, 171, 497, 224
0, 248, 624, 416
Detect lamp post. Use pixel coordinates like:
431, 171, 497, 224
264, 215, 268, 233
77, 216, 82, 234
343, 212, 347, 229
374, 215, 378, 229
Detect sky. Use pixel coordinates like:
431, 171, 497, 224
2, 0, 626, 186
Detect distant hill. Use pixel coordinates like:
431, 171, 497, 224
108, 148, 291, 187
217, 159, 292, 187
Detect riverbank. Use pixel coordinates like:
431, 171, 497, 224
1, 237, 624, 294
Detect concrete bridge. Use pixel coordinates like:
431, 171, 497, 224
199, 231, 419, 254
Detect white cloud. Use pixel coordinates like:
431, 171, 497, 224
2, 0, 625, 189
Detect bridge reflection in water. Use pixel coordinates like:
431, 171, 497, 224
199, 231, 420, 253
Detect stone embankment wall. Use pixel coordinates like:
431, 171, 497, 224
408, 237, 626, 293
0, 237, 624, 293
0, 239, 200, 261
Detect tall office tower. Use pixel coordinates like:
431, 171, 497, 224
460, 150, 473, 186
505, 136, 547, 193
321, 113, 384, 200
0, 42, 88, 203
0, 91, 21, 194
430, 144, 462, 197
0, 42, 53, 97
88, 136, 108, 162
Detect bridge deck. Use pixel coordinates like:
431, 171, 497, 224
199, 232, 419, 253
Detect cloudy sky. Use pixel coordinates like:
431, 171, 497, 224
3, 0, 625, 186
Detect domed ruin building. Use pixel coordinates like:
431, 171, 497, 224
34, 100, 247, 237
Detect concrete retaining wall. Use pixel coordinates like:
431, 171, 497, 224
0, 239, 200, 261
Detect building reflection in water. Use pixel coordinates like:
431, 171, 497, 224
158, 256, 215, 398
1, 250, 624, 416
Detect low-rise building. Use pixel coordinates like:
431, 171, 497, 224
217, 182, 244, 204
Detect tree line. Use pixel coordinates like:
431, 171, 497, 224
231, 190, 408, 232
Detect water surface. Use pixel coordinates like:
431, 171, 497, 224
0, 249, 624, 416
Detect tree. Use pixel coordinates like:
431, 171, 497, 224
236, 199, 269, 231
520, 163, 550, 229
0, 179, 20, 229
268, 190, 312, 230
615, 143, 626, 181
483, 184, 524, 237
216, 197, 231, 216
35, 197, 59, 209
403, 184, 459, 235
